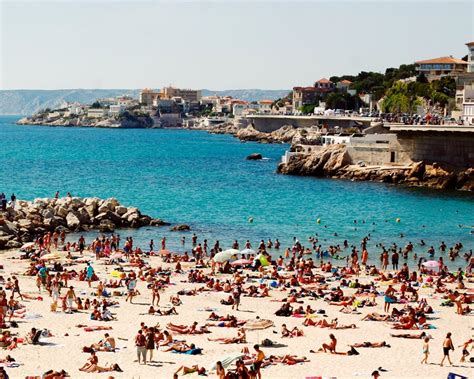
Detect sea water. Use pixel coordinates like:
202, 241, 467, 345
1, 116, 472, 268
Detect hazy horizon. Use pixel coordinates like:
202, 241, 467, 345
1, 1, 473, 90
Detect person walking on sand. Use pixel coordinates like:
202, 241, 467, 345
12, 276, 23, 301
232, 284, 242, 311
252, 344, 265, 379
421, 337, 430, 364
86, 263, 94, 288
66, 286, 76, 313
458, 338, 473, 363
145, 327, 156, 363
135, 329, 147, 365
440, 332, 454, 366
126, 278, 137, 304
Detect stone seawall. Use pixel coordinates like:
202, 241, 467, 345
396, 131, 474, 169
277, 144, 474, 191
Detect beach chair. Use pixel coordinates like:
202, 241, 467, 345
447, 373, 468, 379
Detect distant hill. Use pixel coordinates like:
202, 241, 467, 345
0, 89, 290, 115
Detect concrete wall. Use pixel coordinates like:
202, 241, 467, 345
396, 131, 474, 168
347, 146, 393, 166
246, 116, 373, 133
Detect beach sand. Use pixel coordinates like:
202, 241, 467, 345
0, 248, 472, 379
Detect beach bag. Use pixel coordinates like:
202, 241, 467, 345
261, 338, 273, 347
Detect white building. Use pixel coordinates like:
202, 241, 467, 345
466, 41, 474, 73
68, 103, 84, 115
258, 100, 273, 114
321, 133, 397, 147
232, 103, 248, 116
109, 104, 126, 117
462, 84, 474, 125
47, 111, 62, 120
87, 108, 107, 118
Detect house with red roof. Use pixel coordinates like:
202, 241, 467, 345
336, 79, 352, 92
415, 56, 467, 81
314, 78, 335, 93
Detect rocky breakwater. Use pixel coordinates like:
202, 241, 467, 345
277, 144, 474, 191
235, 124, 300, 143
0, 197, 170, 250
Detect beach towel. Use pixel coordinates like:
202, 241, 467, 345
173, 348, 202, 355
24, 313, 43, 320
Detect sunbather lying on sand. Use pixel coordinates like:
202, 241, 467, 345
208, 328, 246, 344
361, 313, 390, 321
351, 341, 391, 348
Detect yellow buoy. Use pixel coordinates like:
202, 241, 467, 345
248, 217, 254, 223
396, 218, 401, 223
316, 218, 321, 224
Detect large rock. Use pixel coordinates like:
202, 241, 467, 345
236, 125, 265, 142
84, 204, 96, 219
115, 205, 127, 216
408, 161, 425, 179
94, 211, 122, 226
40, 208, 55, 220
0, 236, 14, 249
278, 144, 351, 176
18, 219, 32, 230
99, 220, 115, 233
170, 224, 190, 231
122, 207, 141, 224
56, 206, 69, 218
0, 220, 18, 235
66, 212, 81, 230
150, 218, 170, 226
5, 240, 22, 249
246, 153, 263, 160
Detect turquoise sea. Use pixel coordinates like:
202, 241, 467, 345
1, 115, 472, 267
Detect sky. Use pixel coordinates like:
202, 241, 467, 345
0, 0, 473, 90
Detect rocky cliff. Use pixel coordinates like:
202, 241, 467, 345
278, 144, 474, 191
0, 197, 170, 250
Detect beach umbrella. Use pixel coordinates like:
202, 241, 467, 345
422, 260, 439, 268
21, 242, 35, 250
244, 318, 274, 331
213, 250, 238, 263
39, 252, 61, 261
222, 248, 240, 255
230, 259, 253, 266
211, 353, 245, 371
240, 248, 255, 255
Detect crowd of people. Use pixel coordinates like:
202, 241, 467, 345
0, 204, 471, 378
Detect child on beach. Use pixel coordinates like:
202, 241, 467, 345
421, 337, 430, 364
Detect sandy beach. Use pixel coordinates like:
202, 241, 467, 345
0, 238, 471, 379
